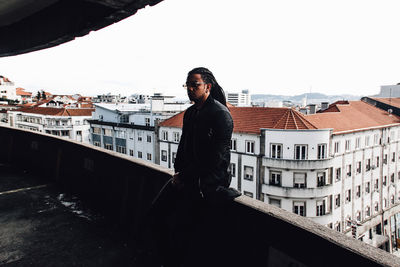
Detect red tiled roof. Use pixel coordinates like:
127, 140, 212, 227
12, 107, 94, 116
159, 106, 317, 134
371, 97, 400, 109
306, 101, 400, 133
16, 87, 32, 96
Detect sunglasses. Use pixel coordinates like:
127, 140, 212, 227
182, 82, 207, 89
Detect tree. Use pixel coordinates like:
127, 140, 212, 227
36, 91, 41, 100
41, 90, 46, 100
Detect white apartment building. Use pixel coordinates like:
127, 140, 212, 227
0, 76, 17, 101
226, 90, 251, 107
158, 100, 400, 254
8, 107, 94, 143
89, 96, 190, 164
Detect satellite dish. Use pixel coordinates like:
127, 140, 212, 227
388, 109, 393, 114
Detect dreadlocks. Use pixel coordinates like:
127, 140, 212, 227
187, 67, 227, 106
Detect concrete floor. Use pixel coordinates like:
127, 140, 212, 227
0, 163, 154, 267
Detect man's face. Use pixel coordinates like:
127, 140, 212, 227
186, 74, 210, 104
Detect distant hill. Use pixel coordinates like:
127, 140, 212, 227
252, 93, 362, 104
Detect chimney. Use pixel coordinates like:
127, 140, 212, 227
321, 102, 329, 111
309, 104, 317, 114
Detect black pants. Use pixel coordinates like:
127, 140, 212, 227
150, 180, 234, 267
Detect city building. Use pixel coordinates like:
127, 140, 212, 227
0, 76, 17, 101
8, 107, 94, 142
88, 95, 191, 164
226, 90, 251, 107
375, 84, 400, 98
158, 100, 400, 253
16, 88, 33, 103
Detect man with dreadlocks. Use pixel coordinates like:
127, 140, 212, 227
150, 67, 237, 267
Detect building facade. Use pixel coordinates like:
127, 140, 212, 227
89, 97, 190, 164
158, 100, 400, 254
8, 107, 94, 143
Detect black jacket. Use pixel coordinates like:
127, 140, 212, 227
174, 95, 233, 197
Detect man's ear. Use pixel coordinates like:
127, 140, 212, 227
206, 83, 212, 93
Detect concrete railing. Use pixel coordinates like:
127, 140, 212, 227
1, 125, 399, 266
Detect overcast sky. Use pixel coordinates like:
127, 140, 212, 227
1, 0, 400, 98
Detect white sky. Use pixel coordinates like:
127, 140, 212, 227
1, 0, 400, 98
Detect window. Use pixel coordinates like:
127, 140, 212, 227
392, 152, 396, 162
243, 191, 253, 198
335, 194, 341, 208
355, 137, 361, 149
366, 206, 371, 217
103, 128, 112, 136
365, 136, 370, 147
317, 144, 327, 159
173, 132, 180, 143
374, 202, 379, 212
147, 153, 152, 161
271, 143, 282, 159
162, 131, 168, 141
93, 141, 100, 147
374, 179, 379, 190
316, 200, 326, 216
356, 211, 361, 222
334, 141, 340, 153
391, 195, 395, 205
93, 127, 101, 134
129, 149, 134, 156
383, 154, 388, 164
147, 135, 152, 143
76, 131, 82, 136
345, 140, 351, 151
229, 163, 236, 177
346, 164, 351, 177
391, 173, 395, 183
138, 132, 142, 142
356, 161, 361, 174
293, 173, 306, 188
376, 156, 379, 167
104, 144, 113, 150
269, 198, 281, 208
145, 118, 150, 126
356, 185, 361, 198
244, 166, 254, 180
116, 146, 126, 154
335, 168, 341, 182
293, 201, 306, 216
115, 130, 126, 139
335, 222, 341, 232
294, 145, 307, 160
317, 172, 326, 187
365, 182, 370, 193
269, 171, 281, 186
230, 139, 237, 151
245, 141, 255, 154
138, 151, 142, 158
120, 114, 129, 123
345, 189, 351, 203
383, 176, 387, 186
61, 130, 69, 136
365, 159, 371, 171
374, 133, 379, 145
161, 150, 167, 162
172, 152, 177, 164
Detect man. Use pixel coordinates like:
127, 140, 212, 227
151, 67, 235, 266
173, 67, 233, 199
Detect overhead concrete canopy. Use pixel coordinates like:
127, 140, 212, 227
0, 0, 163, 57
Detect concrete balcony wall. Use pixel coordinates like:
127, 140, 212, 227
1, 125, 399, 266
262, 184, 333, 199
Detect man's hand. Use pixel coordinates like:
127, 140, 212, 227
171, 172, 183, 189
